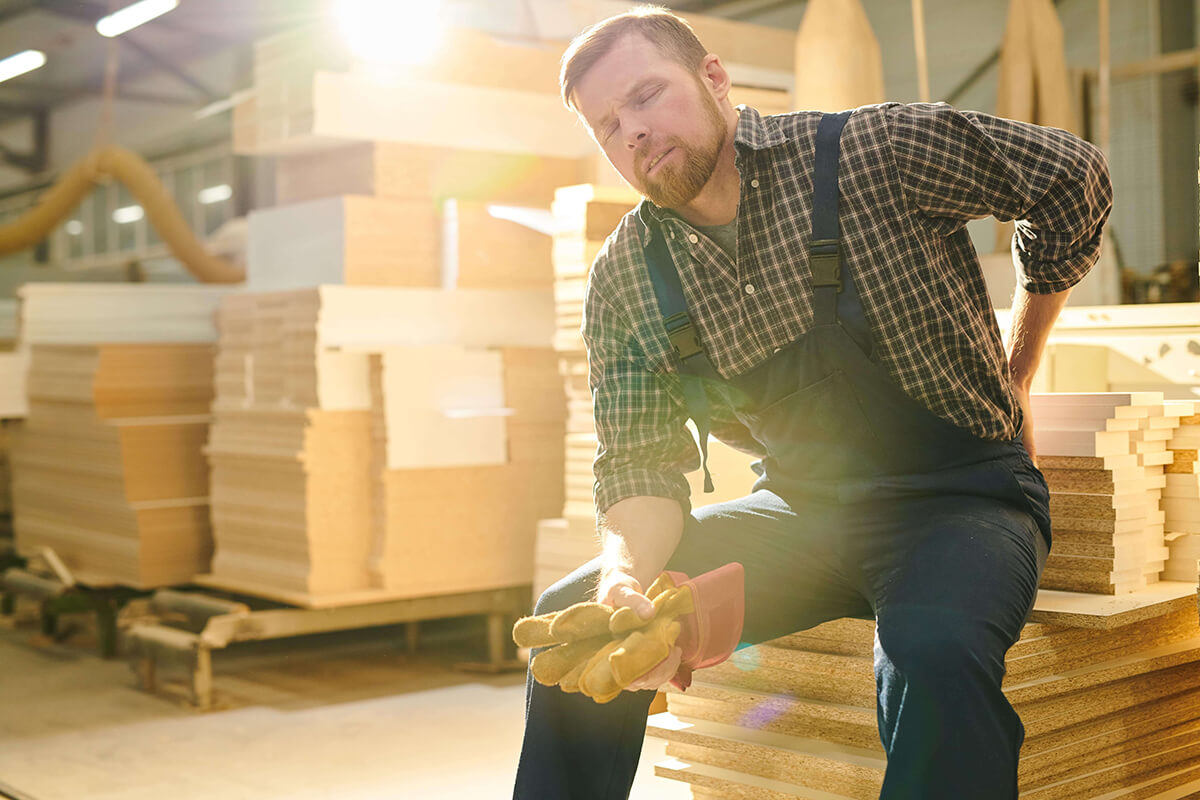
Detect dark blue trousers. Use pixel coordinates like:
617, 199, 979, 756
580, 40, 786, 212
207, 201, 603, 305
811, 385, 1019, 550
513, 487, 1048, 800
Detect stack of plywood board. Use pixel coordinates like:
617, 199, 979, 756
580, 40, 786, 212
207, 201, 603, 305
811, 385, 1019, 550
245, 192, 558, 292
1163, 408, 1200, 582
1033, 392, 1188, 594
205, 286, 562, 602
650, 584, 1200, 799
535, 185, 763, 598
233, 16, 793, 162
6, 284, 229, 587
11, 344, 215, 587
365, 346, 564, 597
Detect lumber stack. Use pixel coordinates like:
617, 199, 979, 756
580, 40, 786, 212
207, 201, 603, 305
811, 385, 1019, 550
206, 286, 561, 601
11, 344, 215, 587
651, 586, 1200, 799
1164, 409, 1200, 582
1033, 392, 1188, 594
233, 15, 793, 161
5, 284, 229, 587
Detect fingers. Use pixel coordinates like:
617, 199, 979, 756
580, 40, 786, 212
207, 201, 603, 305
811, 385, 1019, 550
626, 646, 683, 692
600, 578, 655, 621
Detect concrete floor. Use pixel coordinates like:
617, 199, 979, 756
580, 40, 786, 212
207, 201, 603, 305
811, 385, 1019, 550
0, 607, 689, 800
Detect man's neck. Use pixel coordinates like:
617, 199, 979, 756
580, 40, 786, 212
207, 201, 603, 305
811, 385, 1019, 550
672, 115, 741, 228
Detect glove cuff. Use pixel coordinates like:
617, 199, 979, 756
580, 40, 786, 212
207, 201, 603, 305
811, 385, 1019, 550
665, 562, 745, 690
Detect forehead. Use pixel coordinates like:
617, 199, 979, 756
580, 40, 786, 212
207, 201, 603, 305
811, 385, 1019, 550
572, 34, 688, 125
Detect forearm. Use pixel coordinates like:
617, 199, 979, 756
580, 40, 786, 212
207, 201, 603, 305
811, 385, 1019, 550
1006, 283, 1072, 389
598, 495, 684, 594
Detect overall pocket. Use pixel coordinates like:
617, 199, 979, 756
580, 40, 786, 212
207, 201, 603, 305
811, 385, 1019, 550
739, 369, 881, 482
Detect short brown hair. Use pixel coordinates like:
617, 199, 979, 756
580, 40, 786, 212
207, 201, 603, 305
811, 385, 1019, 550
560, 7, 708, 111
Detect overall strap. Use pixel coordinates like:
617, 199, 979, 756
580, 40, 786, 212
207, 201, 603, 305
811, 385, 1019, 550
811, 110, 852, 326
644, 224, 718, 493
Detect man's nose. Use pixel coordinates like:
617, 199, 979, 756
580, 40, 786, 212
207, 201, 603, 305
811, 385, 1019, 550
623, 116, 649, 150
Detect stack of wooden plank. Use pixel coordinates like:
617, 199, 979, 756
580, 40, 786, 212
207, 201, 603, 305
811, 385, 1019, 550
233, 15, 793, 162
366, 346, 564, 596
6, 284, 229, 586
205, 286, 560, 601
1033, 392, 1185, 594
650, 585, 1200, 799
11, 344, 215, 587
1164, 407, 1200, 582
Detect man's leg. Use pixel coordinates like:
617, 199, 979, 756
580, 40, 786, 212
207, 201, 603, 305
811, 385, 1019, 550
513, 489, 871, 800
847, 494, 1048, 800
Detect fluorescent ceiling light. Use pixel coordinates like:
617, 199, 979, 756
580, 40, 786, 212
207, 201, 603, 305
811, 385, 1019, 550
65, 220, 84, 235
0, 50, 46, 84
113, 205, 144, 224
96, 0, 179, 38
197, 184, 232, 204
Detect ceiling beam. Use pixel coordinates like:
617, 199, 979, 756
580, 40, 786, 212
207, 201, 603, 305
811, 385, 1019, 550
0, 0, 41, 25
0, 80, 197, 105
37, 0, 221, 102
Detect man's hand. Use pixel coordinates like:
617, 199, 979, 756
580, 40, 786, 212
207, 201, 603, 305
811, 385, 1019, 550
1012, 381, 1037, 466
596, 571, 679, 692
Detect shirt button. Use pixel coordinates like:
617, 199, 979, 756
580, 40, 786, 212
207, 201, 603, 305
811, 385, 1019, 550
688, 233, 699, 244
744, 283, 756, 295
750, 179, 760, 188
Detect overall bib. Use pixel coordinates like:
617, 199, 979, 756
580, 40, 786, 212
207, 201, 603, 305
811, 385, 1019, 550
514, 111, 1050, 800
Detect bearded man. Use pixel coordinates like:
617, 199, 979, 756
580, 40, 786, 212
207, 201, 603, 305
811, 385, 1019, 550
514, 8, 1111, 799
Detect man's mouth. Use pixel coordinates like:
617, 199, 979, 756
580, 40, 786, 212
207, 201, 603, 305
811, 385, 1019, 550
646, 147, 674, 174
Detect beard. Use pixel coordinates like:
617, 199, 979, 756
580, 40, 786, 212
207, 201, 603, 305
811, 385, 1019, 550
633, 84, 727, 209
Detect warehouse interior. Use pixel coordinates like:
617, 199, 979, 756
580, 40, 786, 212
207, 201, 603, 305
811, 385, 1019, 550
0, 0, 1198, 798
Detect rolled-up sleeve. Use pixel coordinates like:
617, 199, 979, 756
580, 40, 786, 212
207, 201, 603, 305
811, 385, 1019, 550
885, 102, 1113, 294
582, 256, 696, 518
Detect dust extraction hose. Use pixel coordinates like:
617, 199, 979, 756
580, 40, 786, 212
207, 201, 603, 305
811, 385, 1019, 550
0, 145, 244, 284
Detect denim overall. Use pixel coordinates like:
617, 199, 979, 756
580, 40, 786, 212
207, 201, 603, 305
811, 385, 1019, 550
514, 111, 1051, 800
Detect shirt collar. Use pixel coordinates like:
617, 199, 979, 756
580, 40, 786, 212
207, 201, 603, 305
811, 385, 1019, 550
635, 105, 788, 245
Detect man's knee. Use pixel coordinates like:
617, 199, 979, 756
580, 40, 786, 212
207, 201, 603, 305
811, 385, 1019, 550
875, 606, 1010, 684
534, 560, 602, 615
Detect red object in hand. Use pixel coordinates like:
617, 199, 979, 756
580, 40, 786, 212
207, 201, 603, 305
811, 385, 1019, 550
664, 562, 745, 690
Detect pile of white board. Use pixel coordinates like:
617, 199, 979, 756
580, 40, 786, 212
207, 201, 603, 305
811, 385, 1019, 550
1033, 392, 1192, 594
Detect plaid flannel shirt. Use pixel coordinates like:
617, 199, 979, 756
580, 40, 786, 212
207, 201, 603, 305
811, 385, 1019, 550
583, 103, 1112, 516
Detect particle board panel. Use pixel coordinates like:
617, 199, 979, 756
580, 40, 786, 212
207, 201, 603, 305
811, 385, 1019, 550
274, 141, 589, 207
247, 195, 441, 291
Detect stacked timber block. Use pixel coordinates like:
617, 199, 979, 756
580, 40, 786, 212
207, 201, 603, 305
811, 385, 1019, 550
233, 13, 793, 162
1163, 409, 1200, 581
6, 284, 228, 587
1033, 392, 1191, 594
205, 287, 562, 602
651, 586, 1200, 799
11, 344, 216, 588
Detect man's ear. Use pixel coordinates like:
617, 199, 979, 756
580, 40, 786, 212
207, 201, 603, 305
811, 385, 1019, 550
699, 54, 732, 101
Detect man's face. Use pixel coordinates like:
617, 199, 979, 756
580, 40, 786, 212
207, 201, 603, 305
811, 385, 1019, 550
572, 34, 727, 209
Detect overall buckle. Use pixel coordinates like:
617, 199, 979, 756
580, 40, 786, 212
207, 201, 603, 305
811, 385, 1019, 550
664, 312, 704, 361
809, 238, 842, 290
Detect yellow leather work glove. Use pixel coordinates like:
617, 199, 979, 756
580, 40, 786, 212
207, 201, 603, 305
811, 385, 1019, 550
512, 573, 695, 704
